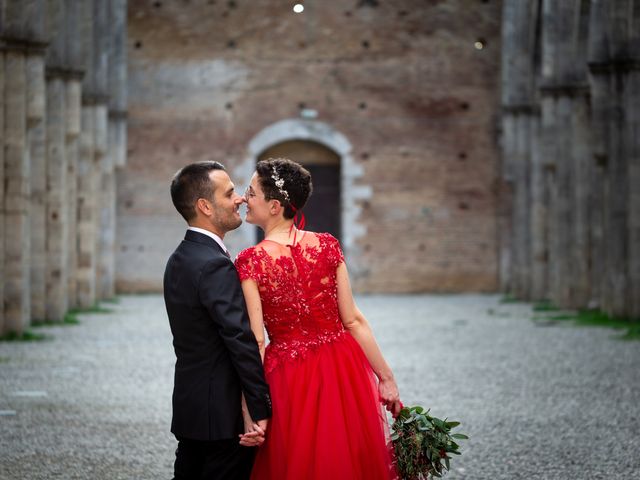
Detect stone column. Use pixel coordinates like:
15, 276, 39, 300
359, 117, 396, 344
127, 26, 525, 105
65, 75, 82, 309
27, 46, 47, 322
92, 0, 110, 299
2, 45, 30, 334
540, 0, 592, 309
25, 0, 48, 322
0, 48, 5, 334
109, 0, 127, 170
77, 102, 97, 308
629, 65, 640, 318
586, 0, 609, 309
65, 0, 84, 309
0, 0, 48, 334
102, 0, 127, 300
77, 0, 98, 308
623, 5, 640, 319
500, 0, 541, 300
588, 0, 633, 317
44, 0, 69, 320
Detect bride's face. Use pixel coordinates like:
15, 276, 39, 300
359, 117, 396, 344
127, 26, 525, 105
244, 172, 271, 227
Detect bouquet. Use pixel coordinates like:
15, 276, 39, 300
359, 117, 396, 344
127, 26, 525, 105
391, 405, 468, 479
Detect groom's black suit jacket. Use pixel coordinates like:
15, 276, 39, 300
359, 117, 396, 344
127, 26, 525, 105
163, 229, 271, 441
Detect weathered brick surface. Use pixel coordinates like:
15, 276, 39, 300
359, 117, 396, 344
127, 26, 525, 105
120, 0, 501, 293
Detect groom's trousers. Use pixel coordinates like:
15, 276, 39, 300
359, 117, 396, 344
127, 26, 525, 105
173, 436, 256, 480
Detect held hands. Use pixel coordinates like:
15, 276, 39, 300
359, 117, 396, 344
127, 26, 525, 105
239, 418, 269, 447
240, 395, 268, 447
379, 377, 403, 418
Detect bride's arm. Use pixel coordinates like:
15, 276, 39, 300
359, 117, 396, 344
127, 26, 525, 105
336, 262, 402, 417
241, 279, 266, 361
239, 279, 268, 446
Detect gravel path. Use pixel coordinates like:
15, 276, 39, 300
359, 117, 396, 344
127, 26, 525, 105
1, 294, 639, 479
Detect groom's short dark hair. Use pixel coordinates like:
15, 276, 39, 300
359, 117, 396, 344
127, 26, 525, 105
171, 161, 226, 222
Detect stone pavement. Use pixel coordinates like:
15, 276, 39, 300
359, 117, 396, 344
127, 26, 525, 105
1, 294, 639, 480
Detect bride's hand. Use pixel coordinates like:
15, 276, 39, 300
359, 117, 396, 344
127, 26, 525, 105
379, 377, 402, 418
239, 420, 267, 447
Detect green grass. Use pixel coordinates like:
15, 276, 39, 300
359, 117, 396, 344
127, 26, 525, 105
63, 312, 81, 324
31, 312, 80, 328
29, 303, 113, 329
572, 310, 640, 340
536, 309, 640, 340
533, 300, 561, 312
69, 304, 113, 314
0, 330, 50, 342
545, 313, 576, 321
499, 294, 522, 304
1, 302, 114, 342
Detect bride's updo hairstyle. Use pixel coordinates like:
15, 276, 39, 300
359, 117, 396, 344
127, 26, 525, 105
256, 158, 313, 220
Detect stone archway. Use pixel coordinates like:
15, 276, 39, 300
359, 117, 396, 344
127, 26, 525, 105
232, 119, 370, 263
257, 139, 341, 243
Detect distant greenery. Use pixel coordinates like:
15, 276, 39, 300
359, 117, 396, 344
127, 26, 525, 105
568, 310, 640, 340
500, 294, 522, 304
30, 303, 113, 329
32, 313, 80, 328
533, 304, 640, 340
71, 304, 114, 314
0, 330, 49, 342
1, 302, 115, 342
532, 300, 561, 312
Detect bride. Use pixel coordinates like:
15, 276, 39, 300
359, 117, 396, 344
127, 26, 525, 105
235, 157, 401, 480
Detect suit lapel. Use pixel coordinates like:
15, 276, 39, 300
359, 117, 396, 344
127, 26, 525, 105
184, 230, 228, 257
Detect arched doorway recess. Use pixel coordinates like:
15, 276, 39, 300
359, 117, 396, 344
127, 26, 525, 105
257, 139, 341, 242
233, 119, 370, 264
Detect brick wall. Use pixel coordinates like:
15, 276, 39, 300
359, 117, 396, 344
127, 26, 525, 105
118, 0, 501, 293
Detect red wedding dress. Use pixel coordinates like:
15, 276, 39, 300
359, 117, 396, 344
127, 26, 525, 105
235, 232, 397, 480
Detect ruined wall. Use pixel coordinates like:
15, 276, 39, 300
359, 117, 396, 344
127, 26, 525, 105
1, 0, 128, 335
120, 0, 502, 293
500, 0, 640, 319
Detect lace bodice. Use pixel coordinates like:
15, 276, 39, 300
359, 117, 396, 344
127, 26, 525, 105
235, 232, 346, 373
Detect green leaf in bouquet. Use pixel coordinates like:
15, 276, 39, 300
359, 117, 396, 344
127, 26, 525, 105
451, 433, 469, 439
445, 421, 460, 428
403, 415, 417, 424
444, 457, 450, 471
432, 418, 446, 429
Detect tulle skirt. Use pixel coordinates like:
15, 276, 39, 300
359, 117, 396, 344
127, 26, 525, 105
251, 333, 397, 480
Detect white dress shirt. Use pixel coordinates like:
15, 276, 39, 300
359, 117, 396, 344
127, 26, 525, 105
187, 227, 230, 256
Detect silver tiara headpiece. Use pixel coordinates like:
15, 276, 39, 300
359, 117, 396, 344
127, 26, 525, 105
271, 166, 290, 202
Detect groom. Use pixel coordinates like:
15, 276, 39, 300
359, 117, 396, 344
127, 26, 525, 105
164, 161, 271, 480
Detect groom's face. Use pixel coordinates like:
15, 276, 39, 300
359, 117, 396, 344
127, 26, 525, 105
209, 170, 244, 233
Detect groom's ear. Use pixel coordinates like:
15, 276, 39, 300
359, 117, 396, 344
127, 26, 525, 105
196, 197, 213, 217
